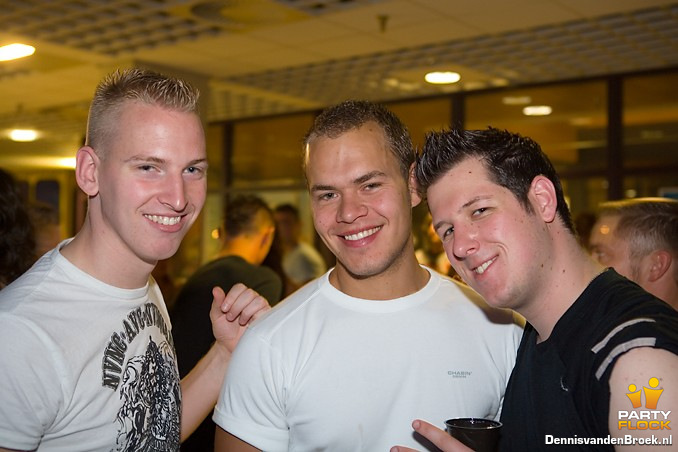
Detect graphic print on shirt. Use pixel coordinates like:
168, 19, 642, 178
101, 303, 181, 451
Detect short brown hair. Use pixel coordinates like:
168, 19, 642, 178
303, 100, 415, 181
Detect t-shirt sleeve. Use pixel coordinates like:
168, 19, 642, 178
591, 314, 678, 383
0, 315, 62, 450
213, 327, 289, 452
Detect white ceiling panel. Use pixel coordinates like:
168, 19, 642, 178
0, 0, 676, 166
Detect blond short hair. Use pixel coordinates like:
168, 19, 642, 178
85, 67, 200, 158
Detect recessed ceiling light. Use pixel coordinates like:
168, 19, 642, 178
0, 43, 35, 61
9, 129, 39, 142
502, 96, 532, 105
424, 71, 461, 85
522, 105, 552, 116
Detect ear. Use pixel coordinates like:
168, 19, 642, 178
260, 226, 275, 249
647, 250, 672, 282
75, 146, 100, 197
408, 162, 422, 208
530, 175, 558, 223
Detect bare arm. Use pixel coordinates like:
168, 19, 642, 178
609, 347, 678, 451
215, 426, 260, 452
179, 284, 269, 441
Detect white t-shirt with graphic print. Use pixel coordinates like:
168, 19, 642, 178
0, 240, 180, 451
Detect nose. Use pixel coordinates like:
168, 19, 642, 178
336, 192, 367, 223
158, 173, 188, 212
452, 223, 479, 259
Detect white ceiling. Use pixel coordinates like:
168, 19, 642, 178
1, 0, 677, 167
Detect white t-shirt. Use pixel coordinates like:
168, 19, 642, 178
0, 241, 180, 451
214, 267, 522, 451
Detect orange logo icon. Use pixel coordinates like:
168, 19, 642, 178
626, 377, 664, 409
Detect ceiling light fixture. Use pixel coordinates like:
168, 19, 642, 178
0, 43, 36, 61
425, 71, 461, 85
9, 129, 39, 142
522, 105, 552, 116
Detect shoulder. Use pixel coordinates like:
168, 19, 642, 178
245, 277, 325, 336
587, 275, 678, 382
608, 347, 678, 436
179, 257, 277, 292
254, 264, 283, 282
0, 251, 62, 314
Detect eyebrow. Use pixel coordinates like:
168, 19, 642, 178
124, 155, 208, 167
355, 170, 386, 184
125, 155, 165, 164
310, 170, 386, 193
433, 195, 490, 231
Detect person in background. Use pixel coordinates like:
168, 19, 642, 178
590, 197, 678, 310
415, 210, 455, 278
213, 100, 522, 451
27, 200, 62, 259
171, 194, 283, 452
393, 127, 678, 452
0, 168, 35, 289
273, 203, 327, 294
0, 67, 269, 451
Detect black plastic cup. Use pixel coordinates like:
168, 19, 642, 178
444, 418, 502, 452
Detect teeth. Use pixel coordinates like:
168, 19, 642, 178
475, 259, 494, 274
145, 214, 180, 226
343, 227, 380, 241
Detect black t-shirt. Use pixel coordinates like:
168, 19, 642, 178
170, 255, 283, 452
500, 269, 678, 451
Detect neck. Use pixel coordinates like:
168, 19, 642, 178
650, 279, 678, 311
522, 243, 605, 343
329, 250, 430, 300
218, 238, 260, 265
61, 219, 154, 289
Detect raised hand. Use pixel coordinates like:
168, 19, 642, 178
210, 283, 270, 353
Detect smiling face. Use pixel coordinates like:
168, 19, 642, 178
92, 101, 207, 266
426, 157, 552, 311
305, 122, 419, 286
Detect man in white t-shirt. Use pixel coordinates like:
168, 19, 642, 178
213, 100, 522, 451
0, 68, 268, 451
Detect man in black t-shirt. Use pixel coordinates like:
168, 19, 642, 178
392, 127, 678, 452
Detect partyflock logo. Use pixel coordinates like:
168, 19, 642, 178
618, 377, 671, 430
